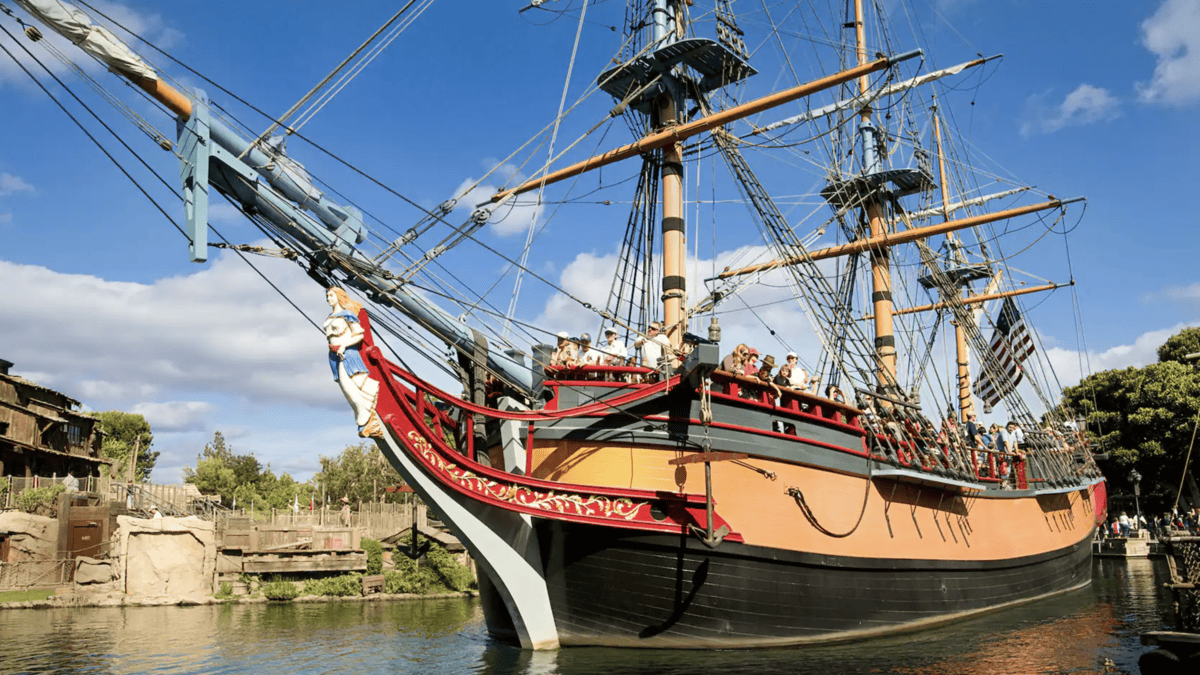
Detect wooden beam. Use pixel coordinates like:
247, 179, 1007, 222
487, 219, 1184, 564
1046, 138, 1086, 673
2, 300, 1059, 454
713, 198, 1076, 280
490, 51, 921, 203
860, 281, 1070, 319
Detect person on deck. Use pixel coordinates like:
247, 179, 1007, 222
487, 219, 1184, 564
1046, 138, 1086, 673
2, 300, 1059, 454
63, 472, 79, 492
633, 321, 671, 372
721, 344, 748, 373
600, 328, 628, 366
576, 333, 604, 366
744, 349, 760, 378
784, 353, 808, 390
756, 356, 782, 400
998, 421, 1024, 453
964, 413, 981, 447
550, 332, 577, 367
825, 384, 845, 404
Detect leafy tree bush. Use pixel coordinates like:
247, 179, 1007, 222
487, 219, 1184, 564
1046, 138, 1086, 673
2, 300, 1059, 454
426, 545, 476, 592
183, 431, 307, 509
214, 582, 234, 599
362, 538, 384, 575
312, 442, 405, 504
16, 484, 66, 515
1060, 327, 1200, 510
303, 573, 362, 597
261, 580, 300, 601
95, 411, 158, 481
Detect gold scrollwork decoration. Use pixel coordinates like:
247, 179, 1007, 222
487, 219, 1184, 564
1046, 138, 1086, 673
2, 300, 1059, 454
406, 431, 642, 521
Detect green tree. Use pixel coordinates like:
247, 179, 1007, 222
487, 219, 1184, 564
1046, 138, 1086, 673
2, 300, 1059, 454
1157, 327, 1200, 365
94, 411, 159, 481
183, 431, 305, 509
1061, 330, 1200, 510
312, 442, 404, 504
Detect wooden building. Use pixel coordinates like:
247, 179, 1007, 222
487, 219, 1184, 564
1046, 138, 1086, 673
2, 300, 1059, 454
0, 359, 109, 480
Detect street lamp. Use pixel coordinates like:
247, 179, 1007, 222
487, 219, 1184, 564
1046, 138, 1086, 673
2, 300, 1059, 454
1129, 469, 1143, 532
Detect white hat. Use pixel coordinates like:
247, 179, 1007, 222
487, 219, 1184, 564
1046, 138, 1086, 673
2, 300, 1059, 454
604, 327, 618, 335
556, 331, 569, 339
786, 352, 797, 359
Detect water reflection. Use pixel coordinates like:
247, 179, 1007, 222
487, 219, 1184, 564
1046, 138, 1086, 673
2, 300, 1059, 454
0, 560, 1179, 675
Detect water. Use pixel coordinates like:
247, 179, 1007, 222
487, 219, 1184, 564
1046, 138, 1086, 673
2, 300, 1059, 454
0, 558, 1174, 675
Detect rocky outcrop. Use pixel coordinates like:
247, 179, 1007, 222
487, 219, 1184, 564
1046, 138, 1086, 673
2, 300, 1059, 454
116, 516, 216, 601
74, 556, 118, 587
0, 512, 58, 562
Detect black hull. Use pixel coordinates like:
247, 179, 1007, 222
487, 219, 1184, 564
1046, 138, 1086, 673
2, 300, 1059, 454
481, 521, 1094, 648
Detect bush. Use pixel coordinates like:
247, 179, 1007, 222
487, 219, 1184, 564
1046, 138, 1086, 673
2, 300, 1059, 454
426, 546, 475, 592
214, 582, 233, 599
382, 544, 474, 594
261, 580, 300, 601
303, 573, 362, 597
362, 538, 383, 576
16, 484, 65, 515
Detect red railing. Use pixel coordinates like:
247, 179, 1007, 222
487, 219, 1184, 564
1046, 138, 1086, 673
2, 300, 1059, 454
356, 313, 741, 540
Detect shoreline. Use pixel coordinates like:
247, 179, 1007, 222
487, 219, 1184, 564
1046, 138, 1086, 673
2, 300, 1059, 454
0, 590, 476, 610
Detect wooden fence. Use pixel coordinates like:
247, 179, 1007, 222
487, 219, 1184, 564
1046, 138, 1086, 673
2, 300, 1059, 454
2, 475, 110, 509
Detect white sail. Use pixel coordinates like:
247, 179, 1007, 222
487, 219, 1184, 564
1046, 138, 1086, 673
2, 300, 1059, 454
14, 0, 157, 81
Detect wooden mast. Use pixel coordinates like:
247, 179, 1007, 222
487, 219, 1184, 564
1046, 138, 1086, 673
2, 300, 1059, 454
657, 1, 686, 350
855, 0, 897, 389
711, 198, 1074, 279
931, 106, 974, 422
860, 282, 1070, 319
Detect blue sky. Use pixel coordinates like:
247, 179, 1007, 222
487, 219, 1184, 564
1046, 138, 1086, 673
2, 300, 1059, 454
1, 0, 1198, 484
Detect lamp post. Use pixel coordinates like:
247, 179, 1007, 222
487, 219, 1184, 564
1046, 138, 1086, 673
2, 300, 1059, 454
1129, 469, 1142, 533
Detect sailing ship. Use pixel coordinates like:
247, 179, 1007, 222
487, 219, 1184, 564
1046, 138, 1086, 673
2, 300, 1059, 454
7, 0, 1106, 650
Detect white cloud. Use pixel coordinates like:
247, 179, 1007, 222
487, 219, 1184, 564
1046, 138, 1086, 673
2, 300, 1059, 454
451, 159, 545, 237
0, 1, 181, 85
532, 243, 831, 371
1044, 321, 1200, 388
1166, 283, 1200, 300
1020, 84, 1120, 136
1138, 0, 1200, 106
0, 172, 34, 196
130, 400, 215, 432
0, 251, 341, 413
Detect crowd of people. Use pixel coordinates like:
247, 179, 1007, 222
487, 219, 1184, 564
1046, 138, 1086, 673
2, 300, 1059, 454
548, 322, 673, 372
716, 343, 844, 401
1097, 509, 1200, 539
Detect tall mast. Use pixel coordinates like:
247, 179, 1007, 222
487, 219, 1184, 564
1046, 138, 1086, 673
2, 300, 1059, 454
655, 0, 686, 350
854, 0, 897, 390
932, 106, 975, 422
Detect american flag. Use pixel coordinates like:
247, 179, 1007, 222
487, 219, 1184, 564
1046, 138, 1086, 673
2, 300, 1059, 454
973, 298, 1036, 409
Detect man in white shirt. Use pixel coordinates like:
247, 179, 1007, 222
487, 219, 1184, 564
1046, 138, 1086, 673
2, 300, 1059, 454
601, 328, 628, 366
998, 421, 1024, 453
633, 321, 671, 371
577, 333, 604, 366
784, 352, 808, 390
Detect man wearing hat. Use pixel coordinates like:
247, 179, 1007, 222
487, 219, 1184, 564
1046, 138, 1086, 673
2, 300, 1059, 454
577, 333, 604, 366
784, 352, 808, 390
340, 496, 352, 525
633, 321, 671, 371
600, 327, 628, 366
550, 331, 577, 367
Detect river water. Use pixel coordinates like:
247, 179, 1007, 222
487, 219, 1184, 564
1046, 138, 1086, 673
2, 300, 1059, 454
0, 558, 1174, 675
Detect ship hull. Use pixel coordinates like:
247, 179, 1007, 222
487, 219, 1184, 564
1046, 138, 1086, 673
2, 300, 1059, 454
496, 521, 1094, 648
358, 331, 1105, 650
